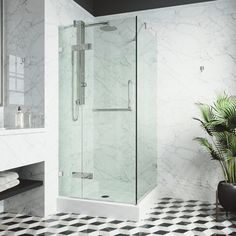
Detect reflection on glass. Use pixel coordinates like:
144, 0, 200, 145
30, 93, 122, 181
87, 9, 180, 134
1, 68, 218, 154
0, 0, 45, 130
8, 55, 25, 105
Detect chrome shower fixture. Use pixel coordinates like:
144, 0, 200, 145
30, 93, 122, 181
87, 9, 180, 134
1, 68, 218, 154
71, 20, 117, 121
100, 25, 117, 32
72, 20, 92, 121
85, 22, 108, 27
85, 21, 117, 32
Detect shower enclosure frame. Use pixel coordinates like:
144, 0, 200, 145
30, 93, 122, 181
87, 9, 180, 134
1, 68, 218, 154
58, 15, 158, 219
0, 0, 4, 106
135, 15, 138, 204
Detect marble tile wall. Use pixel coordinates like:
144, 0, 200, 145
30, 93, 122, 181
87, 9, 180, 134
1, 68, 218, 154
149, 0, 236, 202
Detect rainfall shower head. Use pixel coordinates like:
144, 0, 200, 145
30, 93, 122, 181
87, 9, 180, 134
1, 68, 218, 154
100, 24, 117, 32
85, 21, 117, 32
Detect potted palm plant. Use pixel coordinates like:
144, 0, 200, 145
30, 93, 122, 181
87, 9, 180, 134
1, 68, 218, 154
194, 93, 236, 213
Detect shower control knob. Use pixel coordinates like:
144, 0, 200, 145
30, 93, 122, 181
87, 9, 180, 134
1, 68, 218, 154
81, 82, 87, 87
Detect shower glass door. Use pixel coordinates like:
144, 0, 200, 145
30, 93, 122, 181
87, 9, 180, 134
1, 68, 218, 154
83, 17, 137, 204
59, 26, 83, 198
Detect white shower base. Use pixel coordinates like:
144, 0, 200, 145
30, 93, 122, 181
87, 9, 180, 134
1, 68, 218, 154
57, 187, 158, 221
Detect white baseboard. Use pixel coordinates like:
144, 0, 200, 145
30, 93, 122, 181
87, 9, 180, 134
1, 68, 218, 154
57, 187, 158, 221
138, 187, 158, 220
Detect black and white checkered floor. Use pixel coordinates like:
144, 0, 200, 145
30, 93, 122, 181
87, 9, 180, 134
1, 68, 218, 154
0, 198, 236, 235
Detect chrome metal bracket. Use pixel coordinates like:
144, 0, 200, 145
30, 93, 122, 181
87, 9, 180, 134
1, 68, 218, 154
72, 172, 93, 180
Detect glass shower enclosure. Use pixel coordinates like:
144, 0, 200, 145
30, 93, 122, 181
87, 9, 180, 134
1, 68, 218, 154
59, 16, 157, 205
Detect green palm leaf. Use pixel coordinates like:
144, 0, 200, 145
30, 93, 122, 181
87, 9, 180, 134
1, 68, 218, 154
195, 103, 214, 123
194, 137, 222, 161
194, 93, 236, 183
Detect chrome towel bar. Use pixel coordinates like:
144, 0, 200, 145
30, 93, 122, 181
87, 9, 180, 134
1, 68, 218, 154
93, 108, 132, 112
93, 80, 132, 112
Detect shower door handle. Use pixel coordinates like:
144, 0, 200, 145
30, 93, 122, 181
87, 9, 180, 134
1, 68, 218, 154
128, 80, 132, 110
81, 82, 87, 87
93, 80, 133, 112
72, 44, 92, 51
72, 172, 93, 179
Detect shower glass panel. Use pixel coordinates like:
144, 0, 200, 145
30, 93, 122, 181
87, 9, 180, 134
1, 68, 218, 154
137, 19, 157, 201
59, 26, 83, 198
83, 17, 136, 204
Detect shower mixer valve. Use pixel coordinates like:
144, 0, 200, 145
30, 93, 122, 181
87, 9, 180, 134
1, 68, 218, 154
81, 82, 87, 87
72, 43, 92, 51
75, 99, 80, 105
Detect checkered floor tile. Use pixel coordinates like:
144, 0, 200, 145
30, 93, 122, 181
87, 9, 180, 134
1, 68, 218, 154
0, 198, 236, 235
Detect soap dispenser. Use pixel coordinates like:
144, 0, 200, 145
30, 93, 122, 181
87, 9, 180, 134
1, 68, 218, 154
15, 106, 24, 129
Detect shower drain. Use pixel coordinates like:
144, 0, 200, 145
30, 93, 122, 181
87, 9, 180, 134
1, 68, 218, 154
101, 195, 110, 198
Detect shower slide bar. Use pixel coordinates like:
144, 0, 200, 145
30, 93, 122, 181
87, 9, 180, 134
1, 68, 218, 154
72, 20, 92, 121
93, 80, 132, 112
